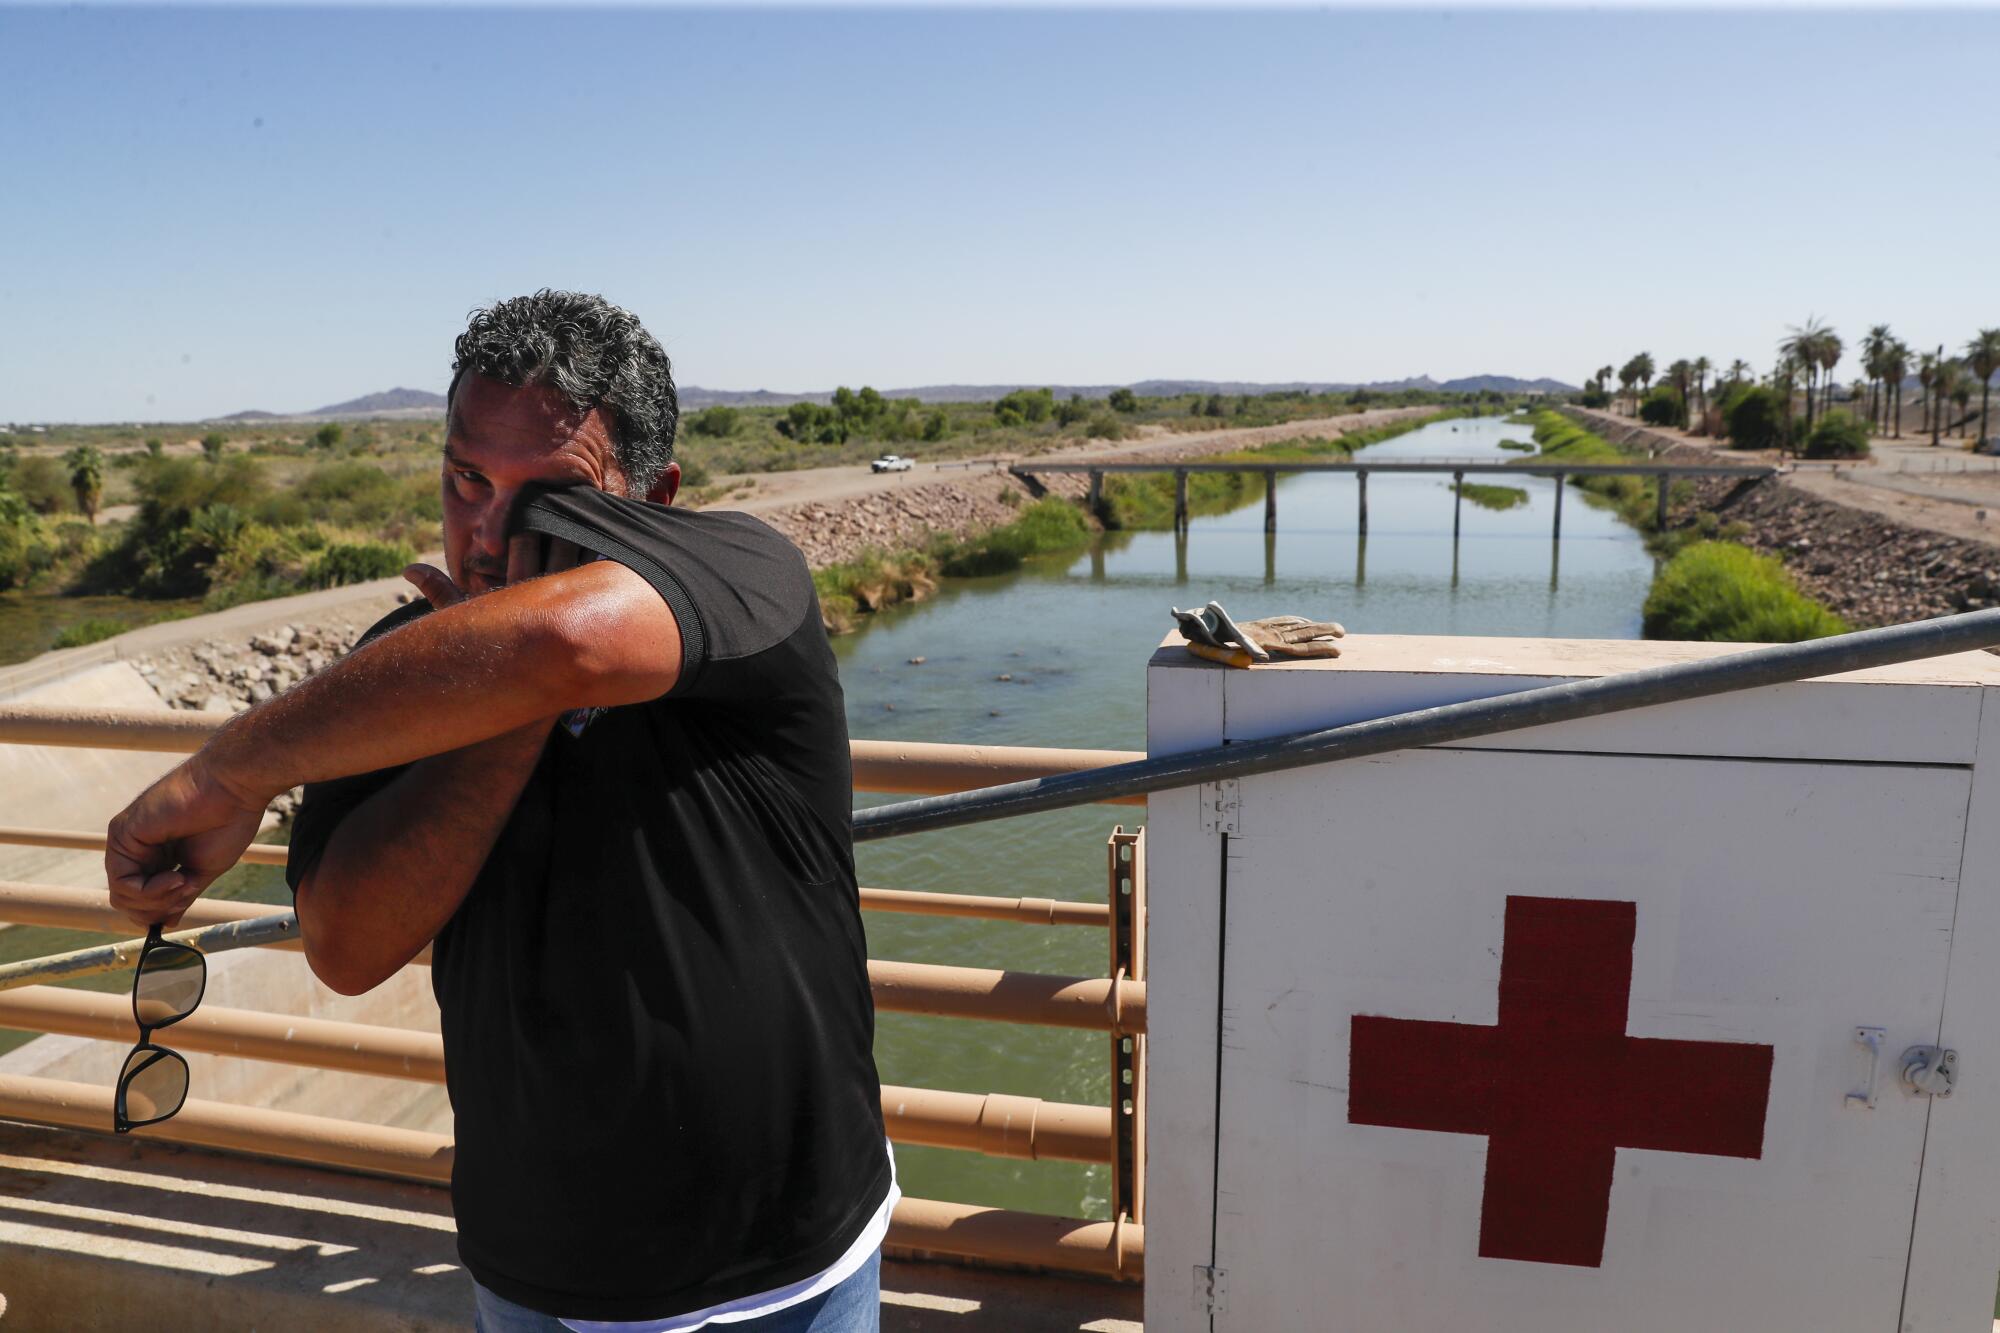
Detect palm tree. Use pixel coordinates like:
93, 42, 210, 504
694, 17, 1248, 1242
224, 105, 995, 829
1666, 358, 1693, 422
1918, 350, 1939, 443
1861, 324, 1893, 433
1773, 354, 1802, 452
1632, 352, 1655, 402
1781, 317, 1835, 432
1884, 340, 1911, 438
1618, 357, 1642, 413
1965, 328, 2000, 446
1727, 358, 1751, 386
1692, 356, 1712, 428
1816, 329, 1843, 423
1952, 375, 1973, 442
64, 445, 104, 524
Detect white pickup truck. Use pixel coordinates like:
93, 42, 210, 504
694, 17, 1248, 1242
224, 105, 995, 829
870, 454, 914, 473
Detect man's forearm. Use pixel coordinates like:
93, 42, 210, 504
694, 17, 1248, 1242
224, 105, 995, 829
198, 577, 580, 805
296, 720, 551, 995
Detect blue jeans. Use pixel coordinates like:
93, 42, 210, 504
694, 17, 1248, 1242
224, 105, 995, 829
472, 1251, 881, 1333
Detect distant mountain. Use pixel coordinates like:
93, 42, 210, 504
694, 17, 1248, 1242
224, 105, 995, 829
218, 409, 280, 421
311, 387, 447, 416
680, 374, 1574, 409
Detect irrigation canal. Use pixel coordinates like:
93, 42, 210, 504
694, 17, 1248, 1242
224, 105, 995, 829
839, 411, 1659, 1219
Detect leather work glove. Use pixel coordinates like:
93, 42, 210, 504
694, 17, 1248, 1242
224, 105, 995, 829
1174, 601, 1346, 667
1238, 615, 1346, 659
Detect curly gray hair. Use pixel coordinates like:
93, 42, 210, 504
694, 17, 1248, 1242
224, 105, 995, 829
449, 290, 679, 493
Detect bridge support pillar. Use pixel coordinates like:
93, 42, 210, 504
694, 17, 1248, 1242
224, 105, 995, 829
1263, 471, 1277, 533
1087, 470, 1102, 518
1552, 474, 1565, 542
1655, 475, 1670, 531
1357, 471, 1369, 536
1453, 471, 1464, 542
1173, 471, 1189, 534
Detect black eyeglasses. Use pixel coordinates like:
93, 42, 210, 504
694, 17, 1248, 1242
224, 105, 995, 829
114, 924, 206, 1134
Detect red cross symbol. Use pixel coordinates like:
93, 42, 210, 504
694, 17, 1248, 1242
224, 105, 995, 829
1349, 895, 1773, 1268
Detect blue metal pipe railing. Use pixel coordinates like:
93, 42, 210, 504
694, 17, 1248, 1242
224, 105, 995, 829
852, 607, 2000, 842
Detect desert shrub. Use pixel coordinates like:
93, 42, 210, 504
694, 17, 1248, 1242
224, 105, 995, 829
1639, 386, 1687, 428
994, 388, 1054, 425
200, 432, 227, 462
7, 456, 71, 514
1804, 410, 1870, 459
311, 423, 344, 450
687, 407, 740, 438
1642, 542, 1846, 642
1053, 395, 1090, 427
305, 540, 415, 589
1085, 414, 1128, 441
1108, 388, 1138, 413
922, 410, 948, 442
1722, 386, 1785, 451
675, 453, 712, 489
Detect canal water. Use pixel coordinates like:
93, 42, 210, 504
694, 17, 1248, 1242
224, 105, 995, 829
841, 413, 1658, 1220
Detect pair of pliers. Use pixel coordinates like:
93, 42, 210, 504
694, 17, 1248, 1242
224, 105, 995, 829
1169, 601, 1271, 662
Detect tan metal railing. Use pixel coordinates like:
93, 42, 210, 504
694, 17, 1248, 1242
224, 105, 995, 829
0, 836, 1110, 925
0, 721, 1149, 1281
0, 705, 1145, 805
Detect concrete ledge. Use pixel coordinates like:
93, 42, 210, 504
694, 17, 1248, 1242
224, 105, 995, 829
0, 1119, 1143, 1331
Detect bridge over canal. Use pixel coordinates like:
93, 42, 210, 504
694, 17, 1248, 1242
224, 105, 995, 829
1011, 457, 1779, 539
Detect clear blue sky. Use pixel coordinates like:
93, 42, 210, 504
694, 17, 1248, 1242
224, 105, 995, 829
3, 5, 1995, 422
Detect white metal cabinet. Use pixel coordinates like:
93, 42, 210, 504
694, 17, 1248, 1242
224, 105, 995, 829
1143, 635, 2000, 1333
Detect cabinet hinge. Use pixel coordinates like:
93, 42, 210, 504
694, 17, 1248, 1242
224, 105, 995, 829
1201, 779, 1241, 835
1193, 1263, 1229, 1313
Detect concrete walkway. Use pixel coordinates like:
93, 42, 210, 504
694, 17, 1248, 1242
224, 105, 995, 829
0, 1120, 1142, 1332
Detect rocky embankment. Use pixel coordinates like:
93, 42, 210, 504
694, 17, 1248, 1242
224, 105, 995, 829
759, 470, 1082, 568
131, 617, 380, 819
1570, 410, 2000, 626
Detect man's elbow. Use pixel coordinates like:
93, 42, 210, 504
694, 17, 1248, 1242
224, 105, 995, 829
295, 882, 395, 996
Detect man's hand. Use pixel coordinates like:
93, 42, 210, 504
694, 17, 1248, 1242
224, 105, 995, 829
106, 758, 268, 928
403, 531, 584, 610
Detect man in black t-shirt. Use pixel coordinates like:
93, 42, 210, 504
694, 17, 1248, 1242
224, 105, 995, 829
106, 291, 893, 1330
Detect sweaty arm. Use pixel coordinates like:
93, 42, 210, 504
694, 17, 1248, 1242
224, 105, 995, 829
104, 558, 683, 965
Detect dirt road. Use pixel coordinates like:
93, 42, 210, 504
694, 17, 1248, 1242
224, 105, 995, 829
1570, 408, 2000, 549
709, 406, 1441, 518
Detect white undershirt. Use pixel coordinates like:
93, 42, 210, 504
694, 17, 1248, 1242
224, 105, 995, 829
559, 1145, 899, 1333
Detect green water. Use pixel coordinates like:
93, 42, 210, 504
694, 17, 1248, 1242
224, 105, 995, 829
843, 413, 1658, 1219
0, 592, 203, 665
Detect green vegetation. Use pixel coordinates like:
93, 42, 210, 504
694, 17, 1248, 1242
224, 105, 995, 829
1803, 409, 1870, 460
1498, 438, 1535, 452
50, 617, 128, 649
1721, 385, 1785, 451
814, 497, 1094, 632
1642, 542, 1847, 642
1520, 410, 1672, 534
1639, 385, 1685, 428
1455, 481, 1528, 511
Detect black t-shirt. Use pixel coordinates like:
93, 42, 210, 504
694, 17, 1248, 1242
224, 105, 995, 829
286, 485, 888, 1320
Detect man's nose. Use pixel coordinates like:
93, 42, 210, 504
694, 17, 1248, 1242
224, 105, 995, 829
474, 491, 518, 560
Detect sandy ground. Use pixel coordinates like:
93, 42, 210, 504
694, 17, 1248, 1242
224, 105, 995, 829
1575, 408, 2000, 548
708, 405, 1440, 516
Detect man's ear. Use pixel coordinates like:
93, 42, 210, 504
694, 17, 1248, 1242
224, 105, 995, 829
646, 462, 681, 508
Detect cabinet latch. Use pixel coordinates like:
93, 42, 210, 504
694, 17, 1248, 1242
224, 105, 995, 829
1902, 1046, 1958, 1098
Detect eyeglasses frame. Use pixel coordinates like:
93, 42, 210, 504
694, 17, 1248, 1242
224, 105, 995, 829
114, 923, 206, 1134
